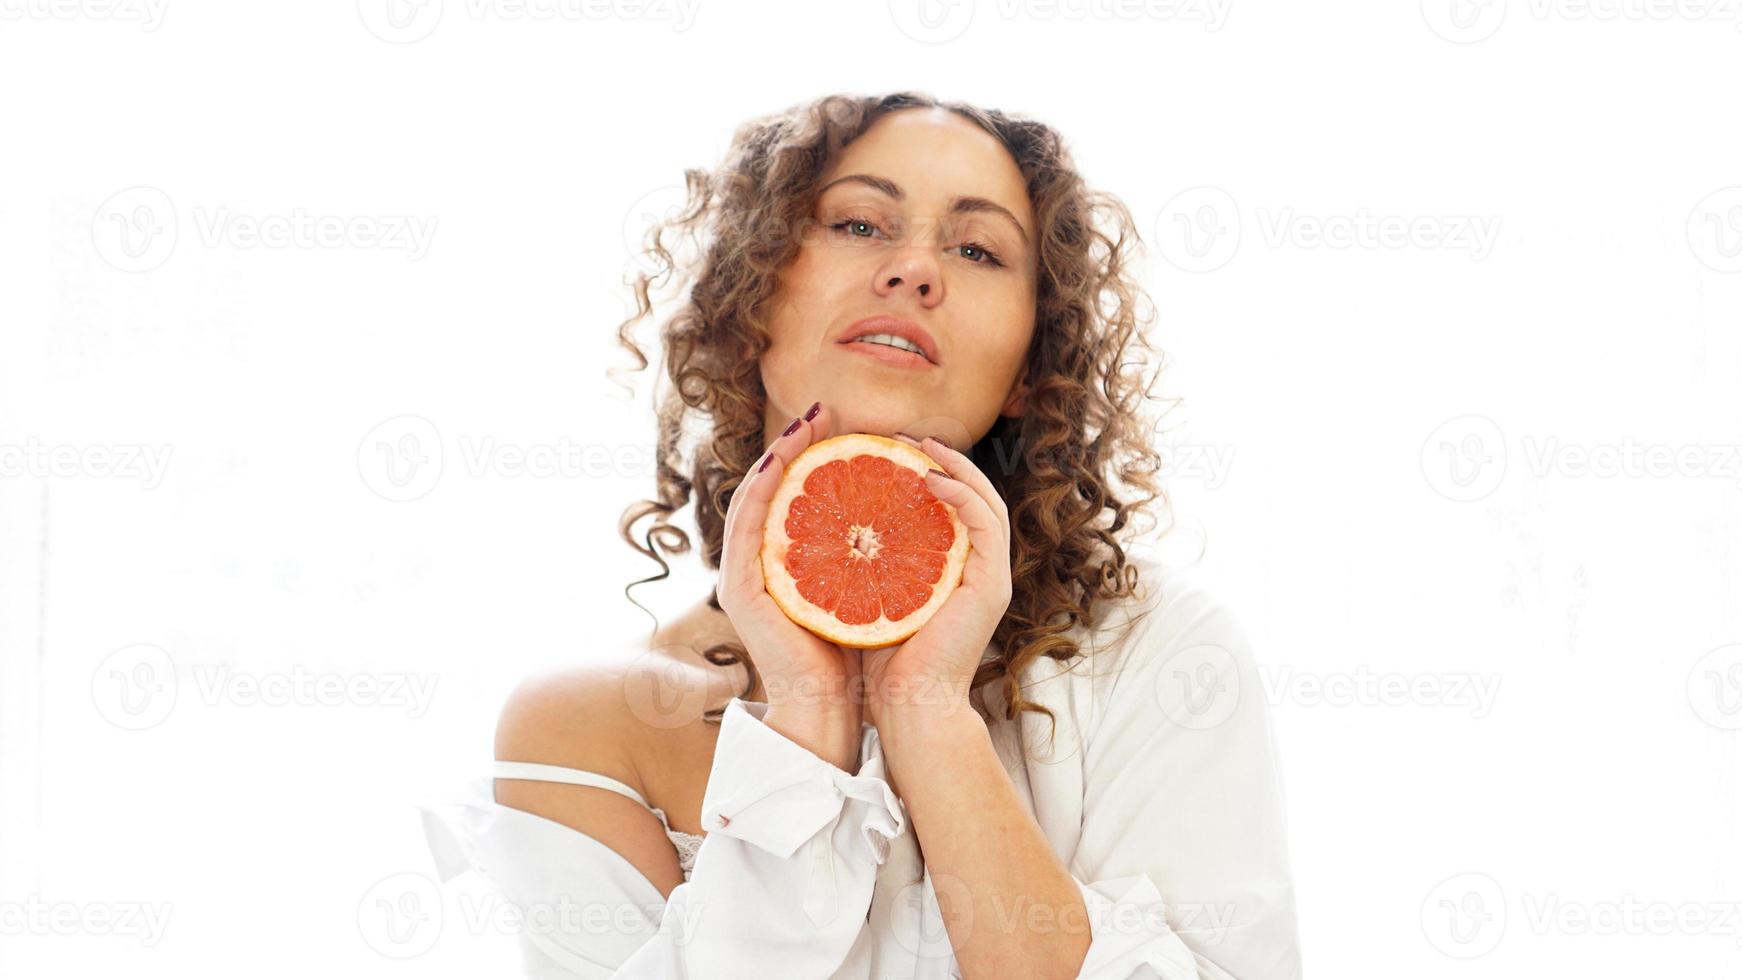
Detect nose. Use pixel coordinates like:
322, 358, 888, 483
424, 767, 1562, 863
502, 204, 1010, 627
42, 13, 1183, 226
875, 248, 943, 306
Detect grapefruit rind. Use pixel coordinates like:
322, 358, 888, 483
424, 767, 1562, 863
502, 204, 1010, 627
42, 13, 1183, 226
760, 433, 971, 649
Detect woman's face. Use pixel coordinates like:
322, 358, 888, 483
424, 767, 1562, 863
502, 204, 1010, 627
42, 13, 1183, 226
759, 107, 1038, 450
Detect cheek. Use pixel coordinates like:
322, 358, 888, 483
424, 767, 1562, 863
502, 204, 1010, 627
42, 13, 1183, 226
766, 251, 830, 341
770, 246, 880, 355
967, 289, 1036, 371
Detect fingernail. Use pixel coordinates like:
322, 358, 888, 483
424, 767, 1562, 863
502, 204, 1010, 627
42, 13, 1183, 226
781, 417, 802, 437
758, 451, 774, 472
926, 468, 949, 480
803, 401, 822, 421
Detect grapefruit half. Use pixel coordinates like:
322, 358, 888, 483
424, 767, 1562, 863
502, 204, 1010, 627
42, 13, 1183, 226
760, 433, 971, 649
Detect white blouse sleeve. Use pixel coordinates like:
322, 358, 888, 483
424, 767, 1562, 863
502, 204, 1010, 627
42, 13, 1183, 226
419, 697, 906, 979
1067, 584, 1302, 979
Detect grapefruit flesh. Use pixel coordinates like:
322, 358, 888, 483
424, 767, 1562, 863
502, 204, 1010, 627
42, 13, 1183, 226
761, 433, 970, 649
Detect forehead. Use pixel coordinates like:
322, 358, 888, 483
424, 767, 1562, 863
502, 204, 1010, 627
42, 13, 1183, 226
821, 108, 1033, 224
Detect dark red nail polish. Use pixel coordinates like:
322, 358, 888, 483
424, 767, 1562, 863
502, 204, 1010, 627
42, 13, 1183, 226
758, 451, 774, 472
782, 417, 802, 438
803, 401, 822, 421
927, 468, 949, 480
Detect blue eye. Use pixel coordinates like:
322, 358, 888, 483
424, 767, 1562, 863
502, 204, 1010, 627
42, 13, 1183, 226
829, 217, 881, 239
828, 215, 1005, 268
955, 241, 1004, 267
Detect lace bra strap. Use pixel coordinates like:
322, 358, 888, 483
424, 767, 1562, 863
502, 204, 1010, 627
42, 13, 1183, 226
491, 760, 653, 812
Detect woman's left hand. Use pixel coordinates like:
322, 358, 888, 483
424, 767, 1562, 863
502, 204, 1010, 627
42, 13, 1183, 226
858, 434, 1013, 729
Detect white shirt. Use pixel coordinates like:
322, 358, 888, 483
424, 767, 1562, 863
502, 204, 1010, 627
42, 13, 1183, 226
419, 550, 1302, 978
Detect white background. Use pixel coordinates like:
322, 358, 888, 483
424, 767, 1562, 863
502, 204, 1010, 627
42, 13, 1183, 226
2, 1, 1741, 977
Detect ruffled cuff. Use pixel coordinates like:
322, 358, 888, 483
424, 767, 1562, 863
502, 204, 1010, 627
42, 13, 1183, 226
1075, 873, 1302, 979
700, 697, 906, 865
1071, 874, 1202, 977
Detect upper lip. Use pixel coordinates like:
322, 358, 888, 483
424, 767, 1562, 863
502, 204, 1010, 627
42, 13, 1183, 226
834, 316, 941, 365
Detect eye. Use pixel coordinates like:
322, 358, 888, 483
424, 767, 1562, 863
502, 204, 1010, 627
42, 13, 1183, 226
827, 215, 884, 239
827, 214, 1005, 268
953, 240, 1004, 267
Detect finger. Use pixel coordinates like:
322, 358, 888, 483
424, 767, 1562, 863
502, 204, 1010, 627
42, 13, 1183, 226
723, 401, 830, 597
733, 400, 831, 538
760, 400, 832, 481
922, 467, 1008, 590
725, 402, 810, 537
917, 436, 1008, 536
894, 431, 1007, 539
796, 400, 833, 446
723, 456, 785, 601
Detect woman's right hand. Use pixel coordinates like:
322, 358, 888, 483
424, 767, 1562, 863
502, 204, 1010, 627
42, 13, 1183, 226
715, 400, 864, 773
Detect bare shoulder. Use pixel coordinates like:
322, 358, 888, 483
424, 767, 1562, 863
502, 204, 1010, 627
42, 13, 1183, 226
494, 656, 717, 898
494, 660, 642, 769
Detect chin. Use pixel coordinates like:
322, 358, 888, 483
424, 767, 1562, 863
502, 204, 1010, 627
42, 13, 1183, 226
822, 407, 901, 440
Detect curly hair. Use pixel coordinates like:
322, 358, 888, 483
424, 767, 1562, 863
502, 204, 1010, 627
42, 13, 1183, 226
613, 91, 1170, 753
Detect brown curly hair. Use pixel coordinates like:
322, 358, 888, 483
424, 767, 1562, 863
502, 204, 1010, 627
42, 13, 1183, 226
613, 91, 1170, 752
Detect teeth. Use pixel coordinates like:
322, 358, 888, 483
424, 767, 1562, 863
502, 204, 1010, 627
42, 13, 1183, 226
851, 333, 925, 357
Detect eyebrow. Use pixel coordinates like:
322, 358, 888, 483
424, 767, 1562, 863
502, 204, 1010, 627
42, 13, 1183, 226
816, 173, 1030, 245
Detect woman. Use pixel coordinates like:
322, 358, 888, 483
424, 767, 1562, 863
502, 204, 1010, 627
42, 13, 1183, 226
420, 91, 1301, 978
